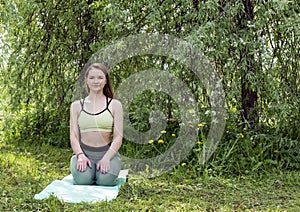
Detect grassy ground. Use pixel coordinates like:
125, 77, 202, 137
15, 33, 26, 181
0, 141, 299, 212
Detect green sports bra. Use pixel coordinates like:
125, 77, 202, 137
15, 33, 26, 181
77, 96, 114, 133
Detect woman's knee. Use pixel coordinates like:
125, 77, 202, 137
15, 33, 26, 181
109, 154, 122, 175
71, 166, 95, 185
95, 172, 118, 186
70, 155, 95, 185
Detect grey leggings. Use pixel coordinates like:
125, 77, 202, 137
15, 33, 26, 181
70, 143, 122, 186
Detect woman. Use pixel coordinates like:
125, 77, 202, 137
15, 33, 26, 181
69, 63, 123, 186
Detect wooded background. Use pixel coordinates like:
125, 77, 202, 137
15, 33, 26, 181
0, 0, 299, 174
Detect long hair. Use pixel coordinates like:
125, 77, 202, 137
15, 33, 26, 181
84, 63, 114, 98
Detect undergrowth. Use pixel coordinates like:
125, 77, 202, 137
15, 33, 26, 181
0, 140, 300, 211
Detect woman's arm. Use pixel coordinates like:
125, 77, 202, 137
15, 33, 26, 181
98, 99, 123, 172
70, 101, 91, 170
104, 99, 123, 159
70, 101, 83, 155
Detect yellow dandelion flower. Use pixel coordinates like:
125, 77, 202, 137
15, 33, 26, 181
181, 162, 186, 167
239, 133, 244, 138
161, 130, 167, 134
198, 123, 205, 127
148, 140, 154, 144
171, 133, 176, 137
197, 141, 202, 145
158, 139, 164, 144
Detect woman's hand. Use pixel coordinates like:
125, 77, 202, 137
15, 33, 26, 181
97, 157, 110, 174
77, 154, 92, 172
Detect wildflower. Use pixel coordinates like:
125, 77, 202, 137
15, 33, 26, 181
148, 140, 154, 144
181, 162, 186, 167
239, 133, 244, 138
204, 110, 210, 115
161, 130, 167, 134
197, 141, 202, 145
179, 122, 185, 126
171, 133, 176, 137
158, 139, 164, 144
198, 123, 205, 127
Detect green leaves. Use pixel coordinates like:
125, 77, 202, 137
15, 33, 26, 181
0, 0, 299, 173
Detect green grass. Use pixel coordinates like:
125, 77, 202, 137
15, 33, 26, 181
0, 141, 300, 212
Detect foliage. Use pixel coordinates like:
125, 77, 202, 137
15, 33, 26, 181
0, 0, 299, 174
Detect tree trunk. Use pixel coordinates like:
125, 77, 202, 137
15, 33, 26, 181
239, 0, 258, 128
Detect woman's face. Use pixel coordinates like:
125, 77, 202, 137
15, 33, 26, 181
86, 68, 107, 93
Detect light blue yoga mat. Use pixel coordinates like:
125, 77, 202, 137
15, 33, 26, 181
34, 169, 128, 203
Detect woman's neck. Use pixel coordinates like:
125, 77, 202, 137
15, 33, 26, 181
87, 91, 105, 101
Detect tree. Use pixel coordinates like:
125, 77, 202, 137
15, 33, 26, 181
239, 0, 258, 128
0, 0, 299, 171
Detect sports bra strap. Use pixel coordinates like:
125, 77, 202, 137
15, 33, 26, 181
106, 96, 113, 114
106, 96, 113, 108
80, 96, 112, 114
80, 98, 85, 110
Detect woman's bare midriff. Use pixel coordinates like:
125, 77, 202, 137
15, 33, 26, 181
80, 131, 112, 147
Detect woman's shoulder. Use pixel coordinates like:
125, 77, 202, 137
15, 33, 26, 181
109, 98, 123, 112
110, 98, 122, 106
70, 99, 83, 110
